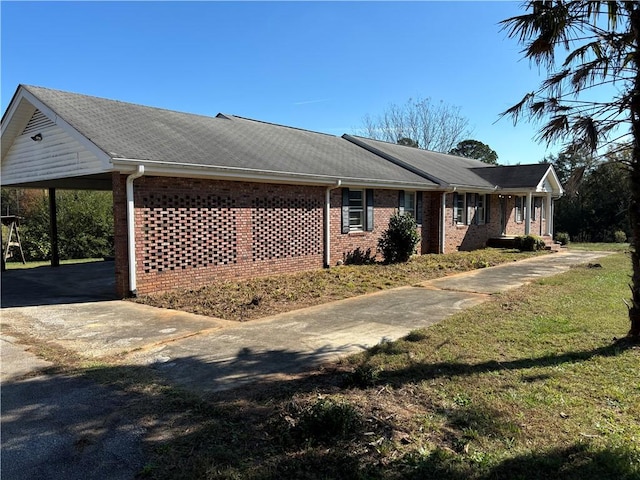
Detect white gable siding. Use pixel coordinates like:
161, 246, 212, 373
2, 111, 107, 186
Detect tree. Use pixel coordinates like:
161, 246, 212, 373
449, 139, 499, 164
397, 137, 419, 148
361, 96, 472, 153
500, 1, 640, 339
547, 148, 631, 242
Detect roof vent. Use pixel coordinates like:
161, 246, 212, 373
22, 110, 54, 135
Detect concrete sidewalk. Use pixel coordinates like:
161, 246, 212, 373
127, 250, 610, 393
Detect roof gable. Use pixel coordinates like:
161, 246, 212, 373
470, 164, 563, 195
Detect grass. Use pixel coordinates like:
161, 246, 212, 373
130, 254, 640, 480
6, 245, 639, 479
114, 250, 636, 480
569, 242, 630, 252
3, 257, 105, 269
133, 249, 546, 321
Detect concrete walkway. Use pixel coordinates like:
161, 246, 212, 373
2, 250, 609, 392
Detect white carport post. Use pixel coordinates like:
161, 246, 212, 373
525, 192, 532, 235
545, 192, 553, 236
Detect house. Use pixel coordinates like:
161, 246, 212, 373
1, 85, 563, 297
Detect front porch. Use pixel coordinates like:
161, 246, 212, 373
487, 235, 562, 252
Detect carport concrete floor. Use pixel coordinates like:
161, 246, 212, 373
0, 250, 611, 479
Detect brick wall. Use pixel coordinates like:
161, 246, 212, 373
111, 175, 550, 297
443, 193, 501, 252
442, 193, 549, 253
329, 188, 399, 264
114, 175, 326, 296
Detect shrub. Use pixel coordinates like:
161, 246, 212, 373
345, 364, 381, 388
614, 230, 627, 243
377, 213, 420, 263
296, 397, 361, 442
514, 235, 545, 251
555, 231, 570, 245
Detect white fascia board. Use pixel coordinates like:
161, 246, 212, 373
111, 158, 440, 190
16, 88, 113, 169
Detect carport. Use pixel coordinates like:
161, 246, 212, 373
1, 86, 123, 299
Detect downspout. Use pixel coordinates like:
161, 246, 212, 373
126, 165, 145, 296
324, 179, 342, 267
440, 191, 448, 254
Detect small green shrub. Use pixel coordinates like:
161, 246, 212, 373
346, 364, 381, 388
614, 230, 627, 243
296, 397, 361, 442
378, 213, 420, 263
343, 247, 376, 265
555, 231, 570, 245
514, 235, 545, 251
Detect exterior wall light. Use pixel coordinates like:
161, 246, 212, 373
31, 133, 43, 141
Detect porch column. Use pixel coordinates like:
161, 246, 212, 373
49, 188, 60, 267
525, 192, 532, 235
545, 192, 553, 236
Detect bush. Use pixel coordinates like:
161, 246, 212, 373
614, 230, 627, 243
377, 213, 420, 263
555, 231, 571, 246
296, 398, 361, 442
514, 235, 546, 251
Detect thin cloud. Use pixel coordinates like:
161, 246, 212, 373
293, 98, 330, 106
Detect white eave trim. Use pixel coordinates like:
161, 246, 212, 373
111, 158, 441, 190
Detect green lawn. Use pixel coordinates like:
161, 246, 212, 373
3, 257, 105, 270
124, 251, 638, 479
9, 246, 638, 479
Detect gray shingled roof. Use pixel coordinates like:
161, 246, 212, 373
20, 85, 438, 187
470, 164, 553, 189
343, 135, 497, 189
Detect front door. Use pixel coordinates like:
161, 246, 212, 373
499, 196, 507, 236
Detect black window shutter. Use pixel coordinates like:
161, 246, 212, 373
416, 191, 423, 224
342, 188, 350, 234
366, 189, 374, 231
486, 195, 491, 223
398, 190, 405, 215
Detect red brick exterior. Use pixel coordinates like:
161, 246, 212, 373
113, 175, 326, 296
442, 193, 549, 253
111, 175, 551, 296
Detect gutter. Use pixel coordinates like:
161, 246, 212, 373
111, 158, 439, 191
324, 179, 342, 267
126, 165, 145, 296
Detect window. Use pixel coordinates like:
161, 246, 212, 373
404, 191, 416, 219
515, 196, 525, 223
454, 193, 465, 224
476, 194, 487, 225
454, 193, 490, 226
349, 189, 364, 231
342, 188, 373, 233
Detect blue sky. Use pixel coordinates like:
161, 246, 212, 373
2, 1, 558, 165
